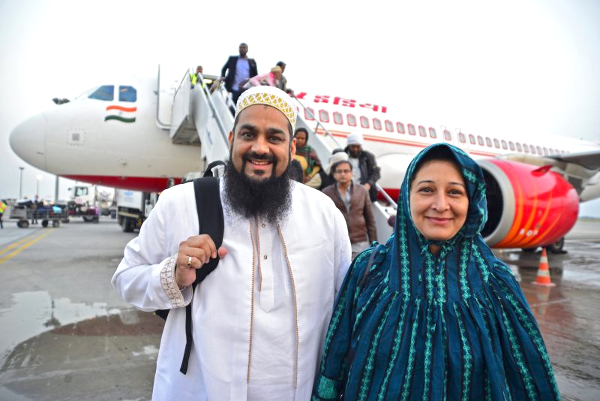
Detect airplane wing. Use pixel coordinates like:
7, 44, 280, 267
550, 149, 600, 170
499, 149, 600, 201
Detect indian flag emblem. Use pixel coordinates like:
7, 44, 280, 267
105, 105, 137, 123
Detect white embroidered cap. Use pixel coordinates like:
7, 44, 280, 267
236, 85, 297, 130
324, 151, 350, 175
346, 132, 364, 146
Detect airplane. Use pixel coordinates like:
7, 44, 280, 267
9, 65, 600, 253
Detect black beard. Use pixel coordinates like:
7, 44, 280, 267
223, 155, 292, 224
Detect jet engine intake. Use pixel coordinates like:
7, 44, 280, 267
479, 159, 579, 249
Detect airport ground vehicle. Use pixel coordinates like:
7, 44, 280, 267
65, 185, 114, 223
115, 190, 156, 232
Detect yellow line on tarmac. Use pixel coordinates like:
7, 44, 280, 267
0, 229, 56, 264
0, 231, 45, 256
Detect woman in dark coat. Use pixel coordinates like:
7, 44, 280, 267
313, 143, 560, 400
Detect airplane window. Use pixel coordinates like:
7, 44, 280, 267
347, 114, 357, 127
444, 130, 452, 141
509, 141, 515, 151
119, 86, 137, 102
319, 110, 330, 123
429, 128, 437, 138
494, 139, 500, 148
88, 85, 114, 101
373, 118, 382, 130
418, 126, 427, 137
516, 143, 522, 152
530, 145, 537, 155
485, 137, 492, 147
536, 146, 542, 154
469, 134, 476, 145
523, 143, 530, 153
543, 147, 548, 155
304, 107, 315, 121
459, 132, 466, 143
385, 120, 394, 132
360, 116, 370, 128
408, 124, 416, 135
397, 122, 405, 134
333, 112, 343, 124
501, 140, 507, 149
477, 136, 484, 146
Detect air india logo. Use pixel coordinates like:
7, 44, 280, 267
105, 105, 137, 123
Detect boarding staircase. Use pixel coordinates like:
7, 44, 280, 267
160, 66, 396, 240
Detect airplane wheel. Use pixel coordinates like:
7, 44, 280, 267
42, 220, 49, 228
17, 220, 29, 228
548, 237, 566, 254
52, 220, 60, 228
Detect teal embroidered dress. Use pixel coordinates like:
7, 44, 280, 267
313, 144, 560, 400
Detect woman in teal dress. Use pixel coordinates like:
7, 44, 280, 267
313, 143, 560, 400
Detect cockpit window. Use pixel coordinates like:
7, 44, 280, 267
119, 86, 137, 102
88, 85, 114, 101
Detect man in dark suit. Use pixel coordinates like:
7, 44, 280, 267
220, 43, 258, 105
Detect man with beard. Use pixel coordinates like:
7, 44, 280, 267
112, 86, 352, 400
344, 132, 381, 202
221, 42, 258, 105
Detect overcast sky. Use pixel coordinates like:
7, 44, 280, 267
1, 0, 599, 215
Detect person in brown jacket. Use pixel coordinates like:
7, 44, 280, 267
323, 160, 377, 259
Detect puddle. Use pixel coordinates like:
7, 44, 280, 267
0, 291, 118, 364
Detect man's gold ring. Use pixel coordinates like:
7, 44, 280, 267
187, 256, 193, 267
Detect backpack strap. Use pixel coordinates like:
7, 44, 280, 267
180, 176, 224, 374
192, 177, 224, 284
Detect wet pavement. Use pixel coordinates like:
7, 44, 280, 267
0, 217, 598, 400
494, 220, 600, 401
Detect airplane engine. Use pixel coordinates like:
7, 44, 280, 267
479, 158, 579, 249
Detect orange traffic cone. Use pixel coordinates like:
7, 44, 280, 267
532, 248, 556, 287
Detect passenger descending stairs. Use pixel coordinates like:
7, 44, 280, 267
165, 67, 396, 240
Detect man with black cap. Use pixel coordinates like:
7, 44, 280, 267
344, 132, 381, 202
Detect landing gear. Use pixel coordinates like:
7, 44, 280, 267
521, 237, 566, 254
548, 237, 566, 254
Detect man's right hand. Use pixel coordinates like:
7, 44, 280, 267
176, 234, 228, 289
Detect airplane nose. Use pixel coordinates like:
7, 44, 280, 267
9, 113, 47, 170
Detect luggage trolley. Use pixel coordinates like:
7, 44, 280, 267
10, 204, 68, 228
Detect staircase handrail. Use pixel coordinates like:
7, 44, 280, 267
376, 183, 397, 209
196, 73, 230, 144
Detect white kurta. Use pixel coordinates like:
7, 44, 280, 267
112, 180, 352, 400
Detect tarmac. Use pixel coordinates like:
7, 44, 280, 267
0, 217, 598, 400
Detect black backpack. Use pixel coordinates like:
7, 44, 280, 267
155, 174, 224, 374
